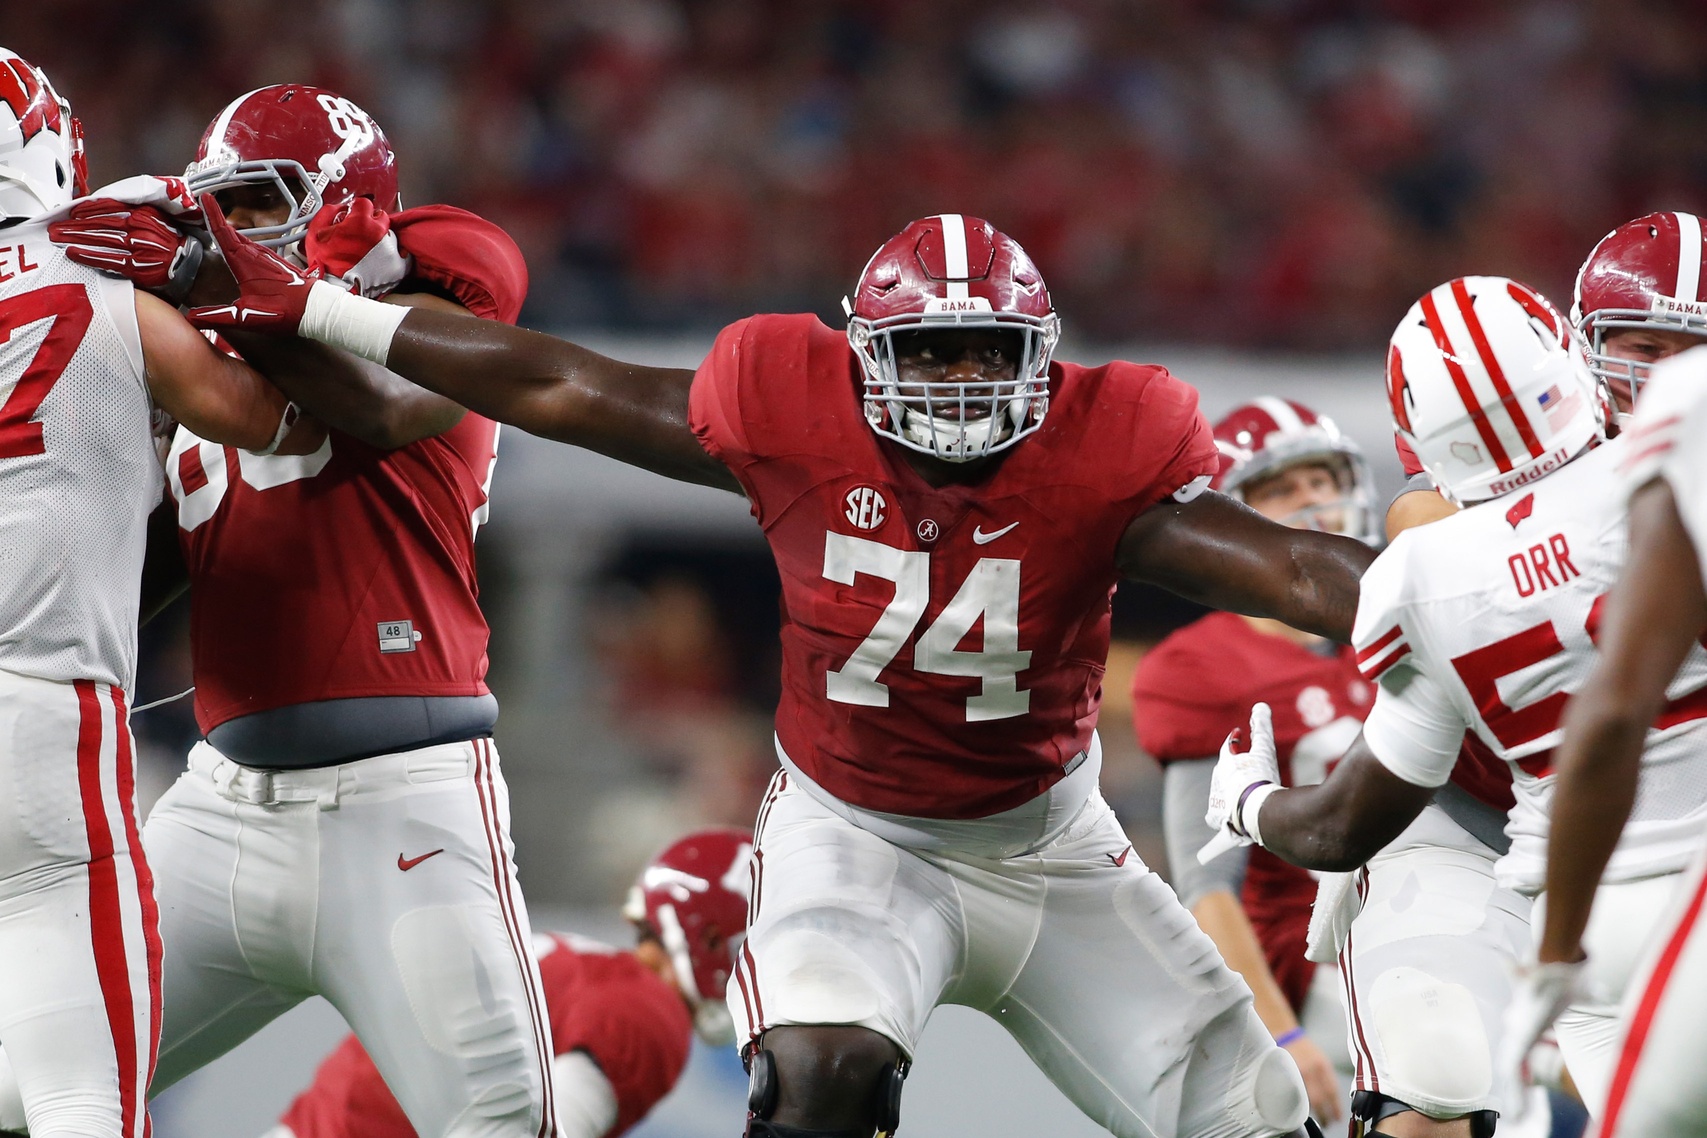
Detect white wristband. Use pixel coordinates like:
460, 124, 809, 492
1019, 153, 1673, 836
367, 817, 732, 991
299, 278, 409, 366
1240, 783, 1281, 847
253, 401, 300, 456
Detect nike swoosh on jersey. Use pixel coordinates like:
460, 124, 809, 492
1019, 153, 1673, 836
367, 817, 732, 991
1107, 845, 1133, 867
972, 522, 1019, 544
397, 848, 446, 872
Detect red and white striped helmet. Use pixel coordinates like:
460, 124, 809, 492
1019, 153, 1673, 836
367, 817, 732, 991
1212, 398, 1378, 543
1572, 211, 1707, 407
0, 50, 86, 218
845, 213, 1060, 462
185, 85, 399, 250
1387, 276, 1608, 505
622, 827, 751, 1045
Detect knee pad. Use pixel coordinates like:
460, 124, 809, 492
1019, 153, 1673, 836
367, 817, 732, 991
747, 1048, 908, 1135
1351, 1091, 1498, 1138
1244, 1044, 1310, 1133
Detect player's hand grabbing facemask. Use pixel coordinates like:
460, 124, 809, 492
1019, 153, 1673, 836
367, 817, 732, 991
1497, 958, 1585, 1118
1201, 702, 1281, 863
187, 194, 318, 335
50, 199, 205, 304
305, 197, 410, 299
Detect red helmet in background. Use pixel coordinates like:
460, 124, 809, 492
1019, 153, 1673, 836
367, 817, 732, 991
1572, 211, 1707, 407
185, 84, 399, 249
845, 213, 1061, 462
0, 49, 86, 217
1212, 397, 1378, 543
622, 827, 751, 1045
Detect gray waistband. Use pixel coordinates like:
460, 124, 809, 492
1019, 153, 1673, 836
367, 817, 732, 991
1433, 780, 1513, 855
206, 694, 499, 769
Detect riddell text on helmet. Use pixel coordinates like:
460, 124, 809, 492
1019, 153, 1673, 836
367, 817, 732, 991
1487, 445, 1572, 497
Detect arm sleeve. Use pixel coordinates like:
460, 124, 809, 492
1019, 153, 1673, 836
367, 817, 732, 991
687, 318, 761, 504
1360, 664, 1465, 788
1163, 758, 1249, 905
552, 1050, 620, 1138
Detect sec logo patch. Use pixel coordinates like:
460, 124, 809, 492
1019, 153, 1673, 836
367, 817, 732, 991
844, 485, 887, 530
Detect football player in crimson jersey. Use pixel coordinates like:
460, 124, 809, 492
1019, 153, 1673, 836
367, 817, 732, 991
179, 207, 1379, 1138
266, 829, 752, 1138
1134, 398, 1382, 1126
0, 51, 330, 1138
7, 86, 559, 1138
1385, 212, 1707, 539
1205, 278, 1707, 1128
1529, 347, 1707, 1136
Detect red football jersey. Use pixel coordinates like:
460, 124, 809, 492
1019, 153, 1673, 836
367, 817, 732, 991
1133, 612, 1375, 1010
277, 933, 692, 1138
164, 210, 527, 733
690, 313, 1219, 819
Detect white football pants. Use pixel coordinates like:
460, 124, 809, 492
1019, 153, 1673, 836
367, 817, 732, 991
1339, 834, 1533, 1119
0, 736, 556, 1138
0, 670, 159, 1138
730, 772, 1310, 1138
1591, 845, 1707, 1136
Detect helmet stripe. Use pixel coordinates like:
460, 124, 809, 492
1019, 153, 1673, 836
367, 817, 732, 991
1419, 286, 1514, 473
1450, 278, 1545, 461
937, 212, 970, 299
206, 87, 268, 158
1252, 395, 1306, 434
1675, 212, 1703, 303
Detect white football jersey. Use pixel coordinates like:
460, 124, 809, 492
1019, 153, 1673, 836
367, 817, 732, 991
1624, 345, 1707, 586
0, 216, 159, 690
1354, 436, 1707, 893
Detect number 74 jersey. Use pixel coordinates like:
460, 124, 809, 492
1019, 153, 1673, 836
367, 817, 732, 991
690, 314, 1218, 821
1353, 436, 1707, 894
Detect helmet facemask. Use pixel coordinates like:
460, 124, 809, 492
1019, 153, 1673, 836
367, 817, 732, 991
1576, 309, 1707, 411
847, 300, 1059, 463
183, 156, 322, 250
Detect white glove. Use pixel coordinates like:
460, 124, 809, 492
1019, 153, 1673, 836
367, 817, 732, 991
1497, 958, 1585, 1120
1200, 702, 1281, 864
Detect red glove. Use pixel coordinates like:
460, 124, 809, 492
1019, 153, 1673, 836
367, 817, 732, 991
49, 200, 205, 303
306, 197, 390, 275
186, 195, 317, 335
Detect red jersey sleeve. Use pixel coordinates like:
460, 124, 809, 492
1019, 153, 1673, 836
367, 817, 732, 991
389, 205, 529, 324
1131, 366, 1220, 508
1395, 433, 1425, 477
1131, 621, 1247, 761
688, 317, 761, 501
542, 950, 693, 1136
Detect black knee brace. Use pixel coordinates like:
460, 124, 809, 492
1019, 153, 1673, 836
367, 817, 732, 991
746, 1048, 908, 1135
1352, 1090, 1498, 1138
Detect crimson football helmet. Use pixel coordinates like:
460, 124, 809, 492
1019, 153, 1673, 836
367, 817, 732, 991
0, 50, 86, 218
622, 827, 751, 1045
1388, 276, 1609, 505
185, 85, 399, 249
845, 213, 1060, 462
1212, 398, 1378, 543
1573, 211, 1707, 407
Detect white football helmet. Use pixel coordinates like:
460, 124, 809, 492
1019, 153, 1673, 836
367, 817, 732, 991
1386, 276, 1609, 505
0, 50, 85, 219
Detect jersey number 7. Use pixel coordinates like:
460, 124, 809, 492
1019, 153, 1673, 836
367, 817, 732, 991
822, 532, 1032, 721
0, 285, 94, 458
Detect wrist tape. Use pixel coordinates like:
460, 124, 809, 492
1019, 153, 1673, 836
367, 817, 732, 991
300, 279, 408, 366
1239, 782, 1280, 847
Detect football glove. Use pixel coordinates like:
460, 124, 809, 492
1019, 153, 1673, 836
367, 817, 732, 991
1201, 701, 1281, 863
1498, 958, 1585, 1120
187, 194, 317, 335
50, 200, 205, 304
305, 196, 409, 299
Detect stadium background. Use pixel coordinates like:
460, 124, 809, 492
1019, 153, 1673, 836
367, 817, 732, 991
11, 0, 1705, 1134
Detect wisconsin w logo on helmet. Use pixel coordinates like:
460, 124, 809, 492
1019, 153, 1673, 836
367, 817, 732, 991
0, 49, 86, 218
0, 58, 57, 143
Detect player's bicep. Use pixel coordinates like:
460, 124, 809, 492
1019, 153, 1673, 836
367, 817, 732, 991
136, 290, 287, 451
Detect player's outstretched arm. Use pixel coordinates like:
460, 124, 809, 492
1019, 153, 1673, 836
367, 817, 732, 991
1242, 732, 1433, 872
135, 290, 314, 455
187, 197, 738, 492
1117, 490, 1375, 643
1539, 479, 1707, 965
218, 291, 472, 451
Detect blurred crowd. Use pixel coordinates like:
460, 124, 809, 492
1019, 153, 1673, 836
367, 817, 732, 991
12, 0, 1706, 347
